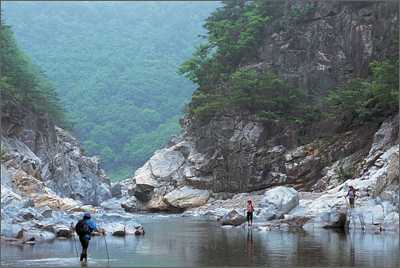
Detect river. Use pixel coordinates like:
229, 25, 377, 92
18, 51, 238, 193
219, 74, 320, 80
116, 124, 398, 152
1, 215, 399, 267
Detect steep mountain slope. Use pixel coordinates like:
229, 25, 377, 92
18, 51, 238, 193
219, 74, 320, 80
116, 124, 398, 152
0, 26, 145, 243
1, 23, 107, 215
3, 1, 219, 179
1, 24, 111, 207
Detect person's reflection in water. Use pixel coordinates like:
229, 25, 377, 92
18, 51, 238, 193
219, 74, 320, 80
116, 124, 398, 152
246, 228, 254, 261
349, 229, 356, 267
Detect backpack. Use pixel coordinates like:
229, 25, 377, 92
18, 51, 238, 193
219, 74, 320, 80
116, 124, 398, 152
75, 219, 90, 237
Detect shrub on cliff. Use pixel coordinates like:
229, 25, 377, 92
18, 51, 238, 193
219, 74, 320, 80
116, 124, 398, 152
326, 60, 399, 124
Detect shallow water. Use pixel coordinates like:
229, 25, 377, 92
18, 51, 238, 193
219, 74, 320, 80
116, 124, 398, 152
1, 215, 399, 267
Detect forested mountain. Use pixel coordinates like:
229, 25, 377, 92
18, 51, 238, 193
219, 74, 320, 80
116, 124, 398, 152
0, 24, 65, 126
3, 1, 219, 180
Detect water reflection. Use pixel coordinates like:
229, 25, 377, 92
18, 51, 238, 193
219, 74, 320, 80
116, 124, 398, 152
246, 228, 254, 260
1, 216, 399, 267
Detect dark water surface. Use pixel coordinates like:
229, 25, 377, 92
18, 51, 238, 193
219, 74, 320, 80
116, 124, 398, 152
1, 215, 399, 267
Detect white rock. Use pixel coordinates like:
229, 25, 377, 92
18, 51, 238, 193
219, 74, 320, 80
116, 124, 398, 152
1, 185, 22, 208
163, 186, 210, 209
149, 148, 185, 178
100, 197, 125, 211
259, 186, 299, 219
134, 162, 158, 188
368, 119, 395, 158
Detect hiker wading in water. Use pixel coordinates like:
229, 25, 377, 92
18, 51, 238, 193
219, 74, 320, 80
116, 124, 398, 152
345, 186, 358, 208
75, 212, 98, 262
246, 199, 255, 226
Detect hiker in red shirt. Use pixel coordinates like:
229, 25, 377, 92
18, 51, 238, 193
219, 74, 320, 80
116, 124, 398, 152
246, 199, 255, 226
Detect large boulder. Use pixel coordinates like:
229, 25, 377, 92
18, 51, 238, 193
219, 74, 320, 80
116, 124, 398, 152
101, 197, 124, 211
134, 147, 185, 203
142, 194, 170, 211
54, 224, 73, 238
15, 227, 56, 243
30, 229, 57, 242
221, 210, 246, 226
110, 223, 126, 236
134, 162, 158, 201
134, 226, 145, 236
1, 220, 22, 238
121, 196, 137, 213
258, 186, 299, 220
163, 186, 210, 210
149, 148, 185, 178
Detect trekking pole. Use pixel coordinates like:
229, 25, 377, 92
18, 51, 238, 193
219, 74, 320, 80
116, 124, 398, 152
70, 222, 79, 258
102, 231, 110, 265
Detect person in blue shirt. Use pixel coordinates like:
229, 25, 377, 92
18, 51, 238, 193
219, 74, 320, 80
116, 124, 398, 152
77, 212, 98, 262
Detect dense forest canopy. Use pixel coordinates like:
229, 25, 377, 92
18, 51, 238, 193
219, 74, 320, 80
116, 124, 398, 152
3, 1, 219, 180
0, 24, 66, 126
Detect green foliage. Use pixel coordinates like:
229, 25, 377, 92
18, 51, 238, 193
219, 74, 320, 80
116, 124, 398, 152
288, 2, 316, 20
179, 0, 272, 89
187, 67, 319, 124
181, 0, 398, 128
4, 2, 218, 179
180, 0, 316, 122
336, 165, 355, 183
0, 146, 7, 162
0, 25, 66, 125
326, 60, 399, 124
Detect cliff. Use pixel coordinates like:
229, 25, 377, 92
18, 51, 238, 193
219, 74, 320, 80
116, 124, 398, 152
1, 103, 148, 243
119, 0, 399, 229
1, 102, 112, 212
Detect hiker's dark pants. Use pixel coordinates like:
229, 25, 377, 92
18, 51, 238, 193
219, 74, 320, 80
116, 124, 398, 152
349, 198, 355, 208
247, 212, 253, 223
79, 236, 89, 259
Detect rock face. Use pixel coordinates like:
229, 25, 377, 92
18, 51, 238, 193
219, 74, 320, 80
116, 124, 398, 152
180, 1, 398, 194
1, 102, 115, 242
260, 1, 398, 95
119, 1, 398, 217
293, 116, 399, 231
1, 104, 111, 207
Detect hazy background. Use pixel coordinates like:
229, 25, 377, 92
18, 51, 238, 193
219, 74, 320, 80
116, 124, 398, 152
3, 1, 219, 180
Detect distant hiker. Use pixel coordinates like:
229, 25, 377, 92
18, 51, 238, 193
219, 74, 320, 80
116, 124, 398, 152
246, 199, 255, 226
345, 186, 357, 208
75, 212, 98, 262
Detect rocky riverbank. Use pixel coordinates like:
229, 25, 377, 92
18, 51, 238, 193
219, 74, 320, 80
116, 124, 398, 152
109, 115, 399, 233
1, 105, 143, 244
